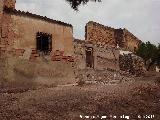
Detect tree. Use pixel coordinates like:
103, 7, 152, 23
65, 0, 101, 10
156, 44, 160, 66
136, 41, 160, 71
136, 42, 148, 64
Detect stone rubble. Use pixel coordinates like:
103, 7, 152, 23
76, 69, 135, 85
119, 53, 146, 76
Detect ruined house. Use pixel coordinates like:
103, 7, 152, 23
74, 21, 145, 83
74, 39, 120, 84
0, 0, 75, 85
0, 0, 145, 86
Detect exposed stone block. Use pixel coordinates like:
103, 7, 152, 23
51, 55, 61, 61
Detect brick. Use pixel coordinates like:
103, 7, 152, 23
14, 49, 25, 56
33, 53, 40, 57
68, 56, 74, 62
54, 50, 61, 56
52, 55, 61, 61
59, 51, 64, 56
31, 50, 37, 54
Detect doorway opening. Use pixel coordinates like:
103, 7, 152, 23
86, 47, 94, 68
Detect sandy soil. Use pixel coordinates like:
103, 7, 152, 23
0, 73, 160, 120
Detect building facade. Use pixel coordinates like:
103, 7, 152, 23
0, 1, 145, 87
0, 0, 75, 86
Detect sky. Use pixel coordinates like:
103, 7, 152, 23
16, 0, 160, 45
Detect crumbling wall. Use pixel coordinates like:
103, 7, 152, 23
74, 39, 119, 71
0, 5, 14, 82
123, 29, 141, 52
119, 52, 146, 76
74, 39, 120, 84
95, 45, 119, 71
74, 39, 146, 84
85, 21, 116, 47
76, 69, 135, 85
3, 0, 16, 9
74, 39, 86, 70
85, 21, 142, 52
11, 14, 74, 57
12, 58, 75, 86
0, 7, 75, 86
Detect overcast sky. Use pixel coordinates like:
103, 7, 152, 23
16, 0, 160, 45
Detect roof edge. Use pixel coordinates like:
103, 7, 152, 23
86, 21, 115, 30
3, 7, 73, 28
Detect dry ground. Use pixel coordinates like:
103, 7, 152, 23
0, 72, 160, 120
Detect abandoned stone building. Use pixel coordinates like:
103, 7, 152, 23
0, 0, 145, 86
0, 0, 75, 85
74, 21, 145, 83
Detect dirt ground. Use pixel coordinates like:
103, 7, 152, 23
0, 72, 160, 120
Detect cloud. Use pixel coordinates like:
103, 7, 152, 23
16, 0, 160, 45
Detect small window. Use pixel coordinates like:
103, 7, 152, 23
36, 32, 52, 55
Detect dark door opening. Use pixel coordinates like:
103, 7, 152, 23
86, 47, 94, 68
36, 32, 52, 55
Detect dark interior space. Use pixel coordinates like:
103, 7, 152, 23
86, 47, 94, 68
36, 32, 52, 54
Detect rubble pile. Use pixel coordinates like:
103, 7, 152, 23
76, 69, 135, 85
119, 53, 146, 76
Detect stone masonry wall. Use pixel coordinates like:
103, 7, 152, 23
85, 21, 141, 52
94, 42, 119, 71
74, 40, 135, 84
74, 39, 86, 70
10, 14, 74, 57
119, 52, 146, 76
3, 0, 16, 9
74, 39, 120, 84
85, 21, 116, 47
123, 29, 141, 52
0, 5, 75, 86
74, 39, 119, 71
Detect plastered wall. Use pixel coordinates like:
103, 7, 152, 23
8, 14, 73, 56
74, 40, 119, 71
0, 9, 75, 85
